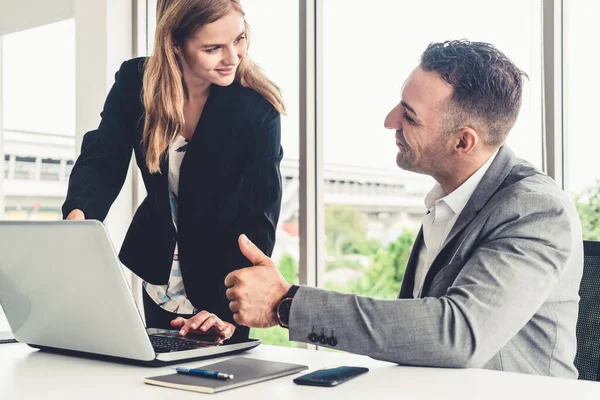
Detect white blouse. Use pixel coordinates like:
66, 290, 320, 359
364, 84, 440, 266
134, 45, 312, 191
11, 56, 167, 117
143, 134, 196, 314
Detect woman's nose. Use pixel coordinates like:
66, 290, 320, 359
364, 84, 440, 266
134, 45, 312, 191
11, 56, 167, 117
224, 46, 239, 66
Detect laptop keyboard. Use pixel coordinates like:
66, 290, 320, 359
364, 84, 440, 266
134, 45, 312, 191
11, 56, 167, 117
150, 335, 215, 353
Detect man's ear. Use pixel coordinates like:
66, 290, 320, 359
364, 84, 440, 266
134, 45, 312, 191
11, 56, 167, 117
454, 126, 479, 155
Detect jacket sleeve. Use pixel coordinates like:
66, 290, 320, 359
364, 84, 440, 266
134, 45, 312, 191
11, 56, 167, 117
212, 105, 282, 335
61, 61, 136, 221
288, 191, 579, 368
228, 105, 283, 266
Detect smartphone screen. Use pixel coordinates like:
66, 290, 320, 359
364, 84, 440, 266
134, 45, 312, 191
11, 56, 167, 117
293, 366, 369, 387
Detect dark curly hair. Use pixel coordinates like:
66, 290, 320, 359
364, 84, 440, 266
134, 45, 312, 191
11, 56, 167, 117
420, 40, 528, 147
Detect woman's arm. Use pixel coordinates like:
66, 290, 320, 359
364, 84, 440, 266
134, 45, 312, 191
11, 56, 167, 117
229, 105, 283, 267
61, 60, 139, 221
212, 105, 282, 330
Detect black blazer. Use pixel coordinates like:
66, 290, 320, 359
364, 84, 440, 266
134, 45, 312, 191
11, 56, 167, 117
62, 58, 283, 333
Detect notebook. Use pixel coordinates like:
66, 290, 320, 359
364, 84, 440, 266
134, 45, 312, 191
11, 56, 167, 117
144, 356, 308, 394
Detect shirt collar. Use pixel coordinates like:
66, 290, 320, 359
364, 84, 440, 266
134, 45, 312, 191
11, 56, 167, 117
424, 149, 499, 215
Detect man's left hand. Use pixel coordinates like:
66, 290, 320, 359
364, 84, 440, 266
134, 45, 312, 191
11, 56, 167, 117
224, 234, 291, 328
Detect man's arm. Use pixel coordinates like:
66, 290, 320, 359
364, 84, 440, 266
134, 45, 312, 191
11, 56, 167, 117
288, 191, 577, 367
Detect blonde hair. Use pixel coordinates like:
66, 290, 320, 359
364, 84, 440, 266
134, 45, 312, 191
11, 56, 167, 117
143, 0, 285, 173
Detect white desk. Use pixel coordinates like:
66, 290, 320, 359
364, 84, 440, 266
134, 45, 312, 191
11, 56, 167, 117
2, 342, 600, 399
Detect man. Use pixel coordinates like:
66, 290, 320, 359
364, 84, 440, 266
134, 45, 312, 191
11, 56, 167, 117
224, 40, 584, 378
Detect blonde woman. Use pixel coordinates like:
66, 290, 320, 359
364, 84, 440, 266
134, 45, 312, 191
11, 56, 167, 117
63, 0, 284, 342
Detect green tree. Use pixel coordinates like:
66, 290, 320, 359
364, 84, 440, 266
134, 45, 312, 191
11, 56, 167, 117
338, 230, 416, 298
249, 326, 298, 347
575, 184, 600, 240
325, 205, 379, 257
278, 253, 298, 284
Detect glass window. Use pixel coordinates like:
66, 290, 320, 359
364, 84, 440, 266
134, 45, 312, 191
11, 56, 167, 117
40, 158, 62, 181
238, 0, 300, 347
2, 19, 75, 219
13, 156, 36, 180
565, 2, 600, 239
322, 0, 543, 298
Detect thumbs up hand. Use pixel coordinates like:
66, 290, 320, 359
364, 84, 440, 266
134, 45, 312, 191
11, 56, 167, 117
224, 234, 292, 328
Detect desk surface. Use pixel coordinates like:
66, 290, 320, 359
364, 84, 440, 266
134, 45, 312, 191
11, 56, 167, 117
2, 342, 600, 399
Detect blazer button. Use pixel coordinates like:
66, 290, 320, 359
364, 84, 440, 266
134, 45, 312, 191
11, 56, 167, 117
318, 335, 328, 345
327, 337, 337, 347
308, 333, 318, 342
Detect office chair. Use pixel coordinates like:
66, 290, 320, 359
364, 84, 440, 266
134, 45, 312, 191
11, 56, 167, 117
574, 240, 600, 381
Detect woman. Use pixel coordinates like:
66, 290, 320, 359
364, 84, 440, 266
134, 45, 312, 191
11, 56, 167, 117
62, 0, 284, 342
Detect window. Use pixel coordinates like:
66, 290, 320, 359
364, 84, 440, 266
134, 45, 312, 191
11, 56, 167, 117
2, 19, 75, 220
238, 0, 300, 347
13, 156, 36, 180
565, 2, 600, 239
40, 158, 61, 181
322, 0, 543, 298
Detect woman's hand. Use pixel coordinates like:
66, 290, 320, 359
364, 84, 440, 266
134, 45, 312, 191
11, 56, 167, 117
171, 311, 235, 343
66, 209, 86, 220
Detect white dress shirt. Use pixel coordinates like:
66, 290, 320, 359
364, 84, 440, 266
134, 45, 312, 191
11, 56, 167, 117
413, 150, 499, 298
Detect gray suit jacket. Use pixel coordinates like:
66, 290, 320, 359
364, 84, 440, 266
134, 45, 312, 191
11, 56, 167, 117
289, 146, 583, 378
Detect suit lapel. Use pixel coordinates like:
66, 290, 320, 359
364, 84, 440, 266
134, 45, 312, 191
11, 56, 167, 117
419, 146, 520, 295
399, 227, 424, 299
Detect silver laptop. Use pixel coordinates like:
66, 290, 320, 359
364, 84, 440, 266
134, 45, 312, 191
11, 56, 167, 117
0, 220, 260, 366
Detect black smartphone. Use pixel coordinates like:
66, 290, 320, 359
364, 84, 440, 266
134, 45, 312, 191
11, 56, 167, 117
293, 366, 369, 387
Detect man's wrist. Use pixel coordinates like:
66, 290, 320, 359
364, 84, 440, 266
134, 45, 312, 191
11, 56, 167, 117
275, 285, 300, 328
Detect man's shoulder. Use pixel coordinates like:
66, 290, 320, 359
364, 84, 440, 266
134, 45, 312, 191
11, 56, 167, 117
504, 165, 569, 205
485, 166, 578, 230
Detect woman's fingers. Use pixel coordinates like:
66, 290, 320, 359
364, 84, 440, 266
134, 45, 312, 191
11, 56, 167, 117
198, 314, 221, 332
178, 311, 210, 336
170, 316, 187, 328
171, 311, 235, 339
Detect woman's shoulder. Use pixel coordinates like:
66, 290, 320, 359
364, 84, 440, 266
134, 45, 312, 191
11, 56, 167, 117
118, 57, 148, 78
220, 81, 278, 117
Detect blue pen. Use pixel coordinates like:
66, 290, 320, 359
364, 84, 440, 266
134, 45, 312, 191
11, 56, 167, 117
174, 367, 234, 380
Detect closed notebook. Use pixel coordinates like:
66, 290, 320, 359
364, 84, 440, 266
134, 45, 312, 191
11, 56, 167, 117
144, 356, 308, 394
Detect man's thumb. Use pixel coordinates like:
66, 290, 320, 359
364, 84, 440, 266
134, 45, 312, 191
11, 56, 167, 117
238, 234, 270, 266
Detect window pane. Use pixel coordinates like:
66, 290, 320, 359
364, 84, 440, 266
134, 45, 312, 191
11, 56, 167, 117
2, 19, 75, 221
322, 0, 543, 298
242, 0, 300, 348
565, 2, 600, 239
1, 19, 75, 330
